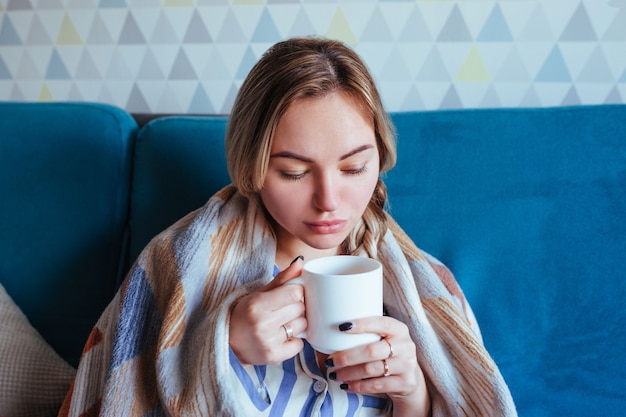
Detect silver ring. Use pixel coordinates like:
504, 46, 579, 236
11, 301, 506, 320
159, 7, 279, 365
383, 338, 393, 358
282, 323, 294, 340
382, 358, 390, 377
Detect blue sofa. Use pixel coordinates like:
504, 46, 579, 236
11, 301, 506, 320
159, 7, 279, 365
1, 101, 625, 416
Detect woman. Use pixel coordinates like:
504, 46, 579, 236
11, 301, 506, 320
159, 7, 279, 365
60, 37, 516, 416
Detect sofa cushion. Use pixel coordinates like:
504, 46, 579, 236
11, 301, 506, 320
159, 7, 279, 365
128, 116, 231, 267
386, 105, 626, 416
0, 283, 75, 417
0, 102, 137, 367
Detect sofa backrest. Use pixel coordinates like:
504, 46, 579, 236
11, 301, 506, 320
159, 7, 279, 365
127, 116, 231, 270
0, 102, 137, 367
385, 105, 626, 416
129, 105, 626, 416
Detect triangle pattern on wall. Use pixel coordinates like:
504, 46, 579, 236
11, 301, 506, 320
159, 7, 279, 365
398, 6, 432, 42
8, 0, 34, 10
437, 5, 473, 42
149, 11, 179, 44
26, 14, 52, 44
36, 0, 64, 9
517, 4, 553, 42
577, 46, 614, 82
495, 47, 530, 83
56, 12, 83, 45
1, 15, 22, 45
118, 11, 145, 44
184, 10, 212, 44
286, 8, 316, 38
602, 6, 626, 41
455, 46, 490, 82
99, 0, 127, 8
0, 55, 11, 78
0, 0, 624, 112
325, 7, 357, 44
75, 49, 102, 79
252, 8, 281, 43
417, 46, 450, 81
360, 6, 393, 42
216, 9, 247, 43
14, 53, 39, 80
189, 83, 215, 114
560, 3, 597, 41
45, 48, 70, 79
535, 46, 572, 82
477, 4, 512, 42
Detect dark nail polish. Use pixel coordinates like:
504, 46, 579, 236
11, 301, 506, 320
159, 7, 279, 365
329, 372, 336, 381
290, 255, 304, 265
338, 322, 353, 331
340, 383, 349, 390
325, 358, 334, 368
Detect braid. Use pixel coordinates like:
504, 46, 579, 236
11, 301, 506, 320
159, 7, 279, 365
341, 179, 389, 259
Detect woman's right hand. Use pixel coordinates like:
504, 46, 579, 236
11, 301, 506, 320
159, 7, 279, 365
229, 257, 307, 365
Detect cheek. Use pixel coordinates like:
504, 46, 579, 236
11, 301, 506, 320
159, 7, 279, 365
353, 173, 379, 208
260, 184, 301, 224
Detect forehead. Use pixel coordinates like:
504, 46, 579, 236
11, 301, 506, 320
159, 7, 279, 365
282, 90, 370, 119
273, 92, 375, 149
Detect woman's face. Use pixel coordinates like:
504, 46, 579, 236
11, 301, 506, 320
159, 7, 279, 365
260, 91, 380, 261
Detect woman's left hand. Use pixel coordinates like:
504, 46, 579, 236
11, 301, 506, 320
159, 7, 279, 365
326, 316, 430, 417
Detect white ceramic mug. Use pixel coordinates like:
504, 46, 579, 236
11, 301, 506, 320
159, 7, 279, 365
288, 255, 383, 354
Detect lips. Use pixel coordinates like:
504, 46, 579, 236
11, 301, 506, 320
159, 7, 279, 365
305, 219, 348, 234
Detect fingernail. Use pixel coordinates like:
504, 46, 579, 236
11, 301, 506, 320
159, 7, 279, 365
338, 322, 353, 331
290, 255, 304, 265
340, 383, 349, 390
329, 372, 336, 381
325, 358, 334, 368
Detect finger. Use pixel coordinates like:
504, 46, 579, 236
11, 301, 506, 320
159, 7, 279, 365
341, 374, 399, 395
339, 361, 420, 398
329, 317, 409, 368
335, 357, 395, 383
330, 338, 393, 369
248, 258, 304, 312
337, 315, 402, 339
267, 283, 306, 313
260, 255, 304, 292
280, 316, 307, 341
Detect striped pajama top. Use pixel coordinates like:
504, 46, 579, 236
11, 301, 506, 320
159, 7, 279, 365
228, 265, 391, 416
229, 342, 390, 416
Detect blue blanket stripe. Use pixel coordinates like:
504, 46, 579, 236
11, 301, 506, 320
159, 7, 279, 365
110, 265, 162, 368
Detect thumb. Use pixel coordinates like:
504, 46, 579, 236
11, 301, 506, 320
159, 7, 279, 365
260, 255, 304, 292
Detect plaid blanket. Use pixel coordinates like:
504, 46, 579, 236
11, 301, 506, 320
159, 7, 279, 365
59, 185, 516, 416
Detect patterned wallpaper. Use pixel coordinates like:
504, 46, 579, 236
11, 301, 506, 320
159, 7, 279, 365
0, 0, 625, 114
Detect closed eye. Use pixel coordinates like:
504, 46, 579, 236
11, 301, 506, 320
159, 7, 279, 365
280, 171, 307, 181
343, 165, 368, 176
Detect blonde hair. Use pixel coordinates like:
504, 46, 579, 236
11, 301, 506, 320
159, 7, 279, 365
225, 37, 396, 258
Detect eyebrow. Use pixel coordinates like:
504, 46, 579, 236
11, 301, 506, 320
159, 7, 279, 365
270, 144, 374, 162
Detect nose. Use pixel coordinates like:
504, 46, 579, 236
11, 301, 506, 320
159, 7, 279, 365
313, 172, 339, 212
